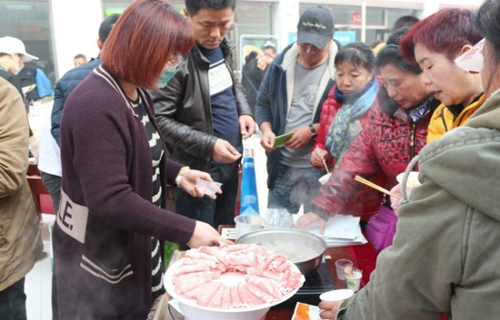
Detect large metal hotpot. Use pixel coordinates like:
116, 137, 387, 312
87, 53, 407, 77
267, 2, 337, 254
235, 228, 327, 277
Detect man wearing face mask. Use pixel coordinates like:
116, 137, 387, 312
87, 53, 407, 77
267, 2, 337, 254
0, 36, 40, 161
151, 0, 255, 230
0, 37, 28, 98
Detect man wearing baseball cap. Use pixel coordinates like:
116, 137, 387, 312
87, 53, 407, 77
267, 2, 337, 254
0, 36, 38, 70
0, 36, 38, 94
256, 6, 339, 214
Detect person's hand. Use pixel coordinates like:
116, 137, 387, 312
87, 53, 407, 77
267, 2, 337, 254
186, 221, 233, 249
179, 169, 221, 200
311, 147, 329, 167
284, 126, 313, 149
260, 130, 276, 152
318, 300, 344, 319
390, 183, 402, 215
239, 115, 256, 139
213, 139, 241, 163
29, 135, 40, 164
295, 212, 327, 234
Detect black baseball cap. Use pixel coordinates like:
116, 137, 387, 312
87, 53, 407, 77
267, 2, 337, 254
297, 6, 334, 49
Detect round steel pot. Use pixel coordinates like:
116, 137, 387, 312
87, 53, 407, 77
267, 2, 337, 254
235, 228, 327, 277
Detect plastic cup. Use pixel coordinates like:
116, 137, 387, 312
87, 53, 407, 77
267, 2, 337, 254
335, 259, 353, 280
319, 289, 354, 302
234, 215, 263, 239
195, 178, 222, 196
345, 270, 362, 292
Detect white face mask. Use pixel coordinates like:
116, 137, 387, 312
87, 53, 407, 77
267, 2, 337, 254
12, 54, 22, 74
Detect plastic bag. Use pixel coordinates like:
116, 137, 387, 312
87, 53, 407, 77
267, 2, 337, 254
263, 208, 295, 228
365, 205, 398, 253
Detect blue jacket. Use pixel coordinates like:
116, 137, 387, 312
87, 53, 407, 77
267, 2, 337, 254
255, 42, 338, 188
51, 59, 101, 145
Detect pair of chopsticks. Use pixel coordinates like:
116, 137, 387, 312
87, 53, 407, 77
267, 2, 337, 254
354, 175, 400, 199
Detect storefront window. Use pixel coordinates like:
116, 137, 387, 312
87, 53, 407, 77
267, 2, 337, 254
300, 3, 419, 45
0, 0, 55, 85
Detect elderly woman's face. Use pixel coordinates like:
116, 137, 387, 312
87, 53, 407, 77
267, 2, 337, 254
379, 63, 429, 109
415, 43, 482, 106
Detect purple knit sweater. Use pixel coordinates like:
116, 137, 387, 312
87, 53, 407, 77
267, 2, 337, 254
52, 65, 195, 320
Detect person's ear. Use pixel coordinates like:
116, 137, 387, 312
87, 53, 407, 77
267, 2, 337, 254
97, 39, 103, 50
183, 8, 190, 20
457, 44, 473, 58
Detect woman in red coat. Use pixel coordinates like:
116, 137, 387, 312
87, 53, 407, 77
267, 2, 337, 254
311, 42, 379, 171
297, 28, 440, 232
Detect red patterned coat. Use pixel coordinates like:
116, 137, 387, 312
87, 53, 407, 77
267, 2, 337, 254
312, 94, 440, 222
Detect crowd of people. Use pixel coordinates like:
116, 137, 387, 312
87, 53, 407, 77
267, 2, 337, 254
1, 0, 500, 319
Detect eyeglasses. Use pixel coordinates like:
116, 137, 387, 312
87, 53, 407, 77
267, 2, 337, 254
165, 55, 185, 70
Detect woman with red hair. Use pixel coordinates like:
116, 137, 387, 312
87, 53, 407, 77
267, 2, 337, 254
52, 1, 229, 319
400, 8, 485, 142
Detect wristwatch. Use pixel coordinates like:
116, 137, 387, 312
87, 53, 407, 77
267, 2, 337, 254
309, 124, 317, 139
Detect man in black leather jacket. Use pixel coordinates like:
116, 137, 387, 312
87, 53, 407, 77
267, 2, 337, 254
151, 0, 255, 229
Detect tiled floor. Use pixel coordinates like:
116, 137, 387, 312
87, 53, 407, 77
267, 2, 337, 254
25, 133, 269, 319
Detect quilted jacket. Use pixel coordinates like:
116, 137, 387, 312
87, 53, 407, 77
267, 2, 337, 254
312, 89, 440, 221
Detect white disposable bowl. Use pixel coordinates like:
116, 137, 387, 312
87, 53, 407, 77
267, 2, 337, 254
396, 171, 421, 189
319, 289, 354, 302
165, 258, 302, 320
319, 173, 332, 185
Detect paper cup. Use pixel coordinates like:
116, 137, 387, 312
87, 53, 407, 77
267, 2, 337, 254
319, 289, 354, 302
345, 271, 362, 292
396, 171, 420, 193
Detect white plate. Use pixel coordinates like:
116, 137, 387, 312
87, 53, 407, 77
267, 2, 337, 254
164, 258, 302, 320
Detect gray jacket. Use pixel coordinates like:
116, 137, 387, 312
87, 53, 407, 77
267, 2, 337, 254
150, 39, 252, 172
339, 90, 500, 319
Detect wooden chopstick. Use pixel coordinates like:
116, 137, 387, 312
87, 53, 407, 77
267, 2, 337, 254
322, 159, 330, 173
354, 175, 400, 199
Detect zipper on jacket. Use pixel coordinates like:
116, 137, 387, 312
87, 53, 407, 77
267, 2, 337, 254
410, 123, 416, 159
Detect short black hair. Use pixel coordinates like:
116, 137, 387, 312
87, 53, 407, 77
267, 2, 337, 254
74, 53, 87, 60
99, 13, 121, 44
185, 0, 236, 16
376, 27, 422, 75
393, 15, 419, 32
334, 42, 375, 72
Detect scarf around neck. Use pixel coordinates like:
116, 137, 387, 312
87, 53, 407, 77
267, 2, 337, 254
325, 76, 379, 166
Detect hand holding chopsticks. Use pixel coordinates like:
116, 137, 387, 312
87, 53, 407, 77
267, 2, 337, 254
354, 175, 400, 199
322, 159, 330, 174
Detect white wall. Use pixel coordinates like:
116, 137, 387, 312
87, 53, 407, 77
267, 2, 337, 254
50, 0, 103, 80
274, 0, 300, 51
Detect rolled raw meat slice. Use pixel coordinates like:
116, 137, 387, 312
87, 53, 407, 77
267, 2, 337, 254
197, 282, 223, 306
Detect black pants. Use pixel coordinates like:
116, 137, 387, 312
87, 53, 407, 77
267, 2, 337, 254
0, 277, 27, 320
40, 171, 61, 214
